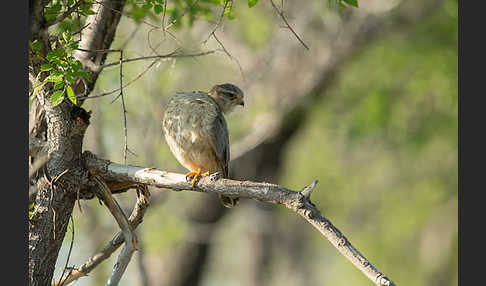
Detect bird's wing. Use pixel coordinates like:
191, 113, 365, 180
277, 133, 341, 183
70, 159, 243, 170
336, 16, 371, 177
209, 111, 230, 178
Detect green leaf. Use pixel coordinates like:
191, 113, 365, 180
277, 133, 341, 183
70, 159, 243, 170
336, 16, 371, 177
248, 0, 259, 8
154, 4, 163, 14
227, 10, 237, 20
29, 40, 42, 53
47, 73, 64, 83
69, 41, 79, 50
32, 79, 49, 98
71, 60, 82, 72
142, 2, 153, 10
40, 64, 52, 71
343, 0, 358, 7
62, 32, 69, 43
66, 85, 77, 105
76, 71, 91, 82
54, 80, 65, 91
50, 89, 65, 107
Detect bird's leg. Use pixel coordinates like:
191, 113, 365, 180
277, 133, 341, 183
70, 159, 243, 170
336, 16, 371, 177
185, 169, 210, 187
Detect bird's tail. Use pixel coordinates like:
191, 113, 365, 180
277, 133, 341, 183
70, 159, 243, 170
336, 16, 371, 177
219, 195, 239, 208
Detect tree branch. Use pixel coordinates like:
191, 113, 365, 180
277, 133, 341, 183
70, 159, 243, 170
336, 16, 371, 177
99, 50, 217, 69
82, 151, 395, 286
91, 175, 137, 286
46, 0, 85, 27
52, 185, 150, 286
269, 0, 309, 50
73, 0, 127, 97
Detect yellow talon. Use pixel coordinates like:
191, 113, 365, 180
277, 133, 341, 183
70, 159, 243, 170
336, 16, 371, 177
185, 169, 210, 187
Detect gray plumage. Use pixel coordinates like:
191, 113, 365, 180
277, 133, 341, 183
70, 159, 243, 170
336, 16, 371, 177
162, 84, 244, 208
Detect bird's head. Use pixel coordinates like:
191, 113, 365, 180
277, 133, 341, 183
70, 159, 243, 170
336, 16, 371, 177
208, 83, 244, 114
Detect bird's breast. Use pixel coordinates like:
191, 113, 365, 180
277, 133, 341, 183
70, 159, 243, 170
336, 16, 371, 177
162, 94, 222, 173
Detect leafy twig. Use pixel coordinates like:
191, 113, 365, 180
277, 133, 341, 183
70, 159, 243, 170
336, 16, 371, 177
46, 0, 85, 27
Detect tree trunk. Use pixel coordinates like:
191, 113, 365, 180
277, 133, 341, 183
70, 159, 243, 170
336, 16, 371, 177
28, 0, 126, 284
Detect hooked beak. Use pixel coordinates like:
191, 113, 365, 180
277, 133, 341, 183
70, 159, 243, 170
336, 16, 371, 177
239, 100, 245, 107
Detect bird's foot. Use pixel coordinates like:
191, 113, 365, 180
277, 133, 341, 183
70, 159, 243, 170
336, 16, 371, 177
185, 169, 210, 187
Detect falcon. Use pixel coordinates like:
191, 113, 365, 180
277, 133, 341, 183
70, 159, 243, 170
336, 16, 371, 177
162, 83, 244, 208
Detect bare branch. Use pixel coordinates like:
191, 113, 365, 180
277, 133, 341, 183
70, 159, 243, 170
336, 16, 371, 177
51, 186, 150, 286
100, 50, 217, 69
82, 151, 395, 286
115, 50, 129, 164
92, 175, 137, 286
202, 0, 231, 44
78, 59, 159, 100
210, 33, 247, 88
74, 50, 217, 101
269, 0, 309, 50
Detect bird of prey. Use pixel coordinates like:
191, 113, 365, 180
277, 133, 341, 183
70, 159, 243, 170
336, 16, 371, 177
162, 83, 244, 208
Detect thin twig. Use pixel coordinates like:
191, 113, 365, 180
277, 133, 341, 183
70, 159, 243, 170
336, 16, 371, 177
203, 0, 231, 44
120, 25, 141, 50
46, 0, 85, 27
58, 215, 75, 286
165, 0, 200, 30
269, 0, 309, 50
118, 50, 129, 164
45, 168, 71, 240
161, 0, 168, 33
76, 50, 217, 101
101, 50, 217, 69
71, 23, 90, 37
211, 32, 247, 89
77, 60, 158, 100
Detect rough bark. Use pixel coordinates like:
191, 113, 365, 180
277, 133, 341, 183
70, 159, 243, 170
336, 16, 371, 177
28, 1, 127, 285
28, 91, 91, 286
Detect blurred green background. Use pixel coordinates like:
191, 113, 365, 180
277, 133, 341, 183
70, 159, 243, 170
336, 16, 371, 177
54, 0, 457, 285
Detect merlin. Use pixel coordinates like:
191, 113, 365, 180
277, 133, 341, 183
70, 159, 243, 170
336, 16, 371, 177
162, 83, 244, 208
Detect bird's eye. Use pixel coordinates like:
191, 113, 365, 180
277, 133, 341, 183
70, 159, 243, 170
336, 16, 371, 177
224, 92, 237, 99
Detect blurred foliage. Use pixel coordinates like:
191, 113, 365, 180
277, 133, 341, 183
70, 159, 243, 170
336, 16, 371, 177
280, 1, 457, 285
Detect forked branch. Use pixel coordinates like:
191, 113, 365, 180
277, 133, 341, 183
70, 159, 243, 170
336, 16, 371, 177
82, 151, 395, 286
52, 185, 150, 286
